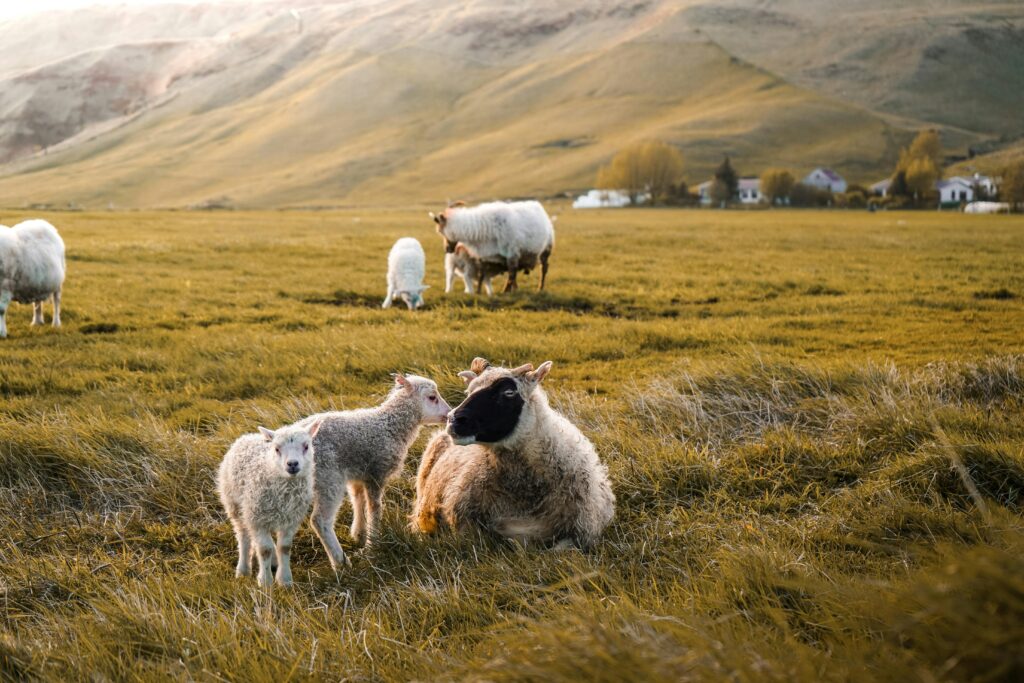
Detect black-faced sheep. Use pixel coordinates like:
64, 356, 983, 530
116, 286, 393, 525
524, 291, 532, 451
412, 358, 614, 548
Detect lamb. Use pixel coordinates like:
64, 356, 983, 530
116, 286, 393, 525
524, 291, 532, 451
298, 374, 452, 570
0, 219, 66, 339
430, 201, 554, 292
444, 241, 500, 296
412, 358, 614, 548
383, 237, 428, 310
217, 419, 323, 588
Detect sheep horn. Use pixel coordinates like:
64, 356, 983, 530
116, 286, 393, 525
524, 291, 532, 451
470, 357, 491, 374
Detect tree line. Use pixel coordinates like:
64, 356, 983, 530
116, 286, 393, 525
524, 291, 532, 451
595, 133, 1024, 211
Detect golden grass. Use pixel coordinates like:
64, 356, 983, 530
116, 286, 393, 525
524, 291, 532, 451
1, 207, 1022, 681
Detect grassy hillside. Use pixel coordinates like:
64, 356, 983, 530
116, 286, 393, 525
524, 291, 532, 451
1, 208, 1022, 680
0, 0, 1020, 208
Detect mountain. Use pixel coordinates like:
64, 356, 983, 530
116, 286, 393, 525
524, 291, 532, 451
0, 0, 1020, 208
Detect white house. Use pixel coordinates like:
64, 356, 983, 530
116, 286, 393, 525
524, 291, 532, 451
803, 168, 847, 193
572, 189, 647, 208
696, 178, 762, 205
936, 177, 974, 205
870, 178, 891, 197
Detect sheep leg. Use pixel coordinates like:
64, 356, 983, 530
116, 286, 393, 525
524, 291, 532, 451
0, 289, 11, 338
254, 530, 276, 588
310, 493, 351, 570
274, 523, 299, 587
231, 519, 252, 577
483, 278, 494, 297
363, 482, 384, 547
382, 286, 394, 309
503, 257, 519, 293
31, 302, 45, 326
444, 262, 455, 293
539, 248, 551, 291
51, 289, 61, 327
347, 481, 368, 546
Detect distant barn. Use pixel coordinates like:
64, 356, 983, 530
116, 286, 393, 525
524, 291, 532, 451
803, 168, 847, 193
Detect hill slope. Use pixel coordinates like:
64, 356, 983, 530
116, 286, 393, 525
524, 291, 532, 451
0, 0, 1020, 208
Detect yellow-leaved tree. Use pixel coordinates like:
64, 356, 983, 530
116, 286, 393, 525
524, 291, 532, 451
597, 141, 684, 205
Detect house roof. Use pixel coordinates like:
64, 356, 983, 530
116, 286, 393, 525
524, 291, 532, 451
808, 167, 843, 182
738, 178, 760, 190
871, 178, 892, 191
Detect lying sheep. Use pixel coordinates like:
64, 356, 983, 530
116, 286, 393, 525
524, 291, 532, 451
383, 237, 428, 310
298, 374, 451, 570
0, 219, 65, 338
412, 358, 614, 548
218, 419, 323, 587
430, 201, 554, 292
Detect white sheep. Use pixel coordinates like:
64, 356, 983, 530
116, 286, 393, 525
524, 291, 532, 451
430, 201, 554, 292
218, 419, 323, 587
0, 219, 65, 339
298, 374, 451, 570
412, 358, 614, 548
383, 237, 428, 310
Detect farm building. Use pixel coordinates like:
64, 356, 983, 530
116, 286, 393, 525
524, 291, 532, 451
696, 178, 762, 205
803, 168, 848, 193
937, 177, 975, 206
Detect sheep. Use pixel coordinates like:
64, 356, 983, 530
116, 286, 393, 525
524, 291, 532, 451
217, 419, 323, 588
444, 241, 500, 296
0, 219, 65, 339
298, 374, 452, 570
430, 201, 554, 292
412, 357, 614, 549
383, 237, 428, 310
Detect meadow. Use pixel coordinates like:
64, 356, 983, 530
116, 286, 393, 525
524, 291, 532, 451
1, 207, 1022, 681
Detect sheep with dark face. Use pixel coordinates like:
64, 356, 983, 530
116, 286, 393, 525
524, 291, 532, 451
430, 201, 553, 293
412, 358, 614, 548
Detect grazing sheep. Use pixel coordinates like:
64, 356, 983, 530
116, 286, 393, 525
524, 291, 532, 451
218, 419, 323, 588
383, 237, 428, 310
444, 241, 500, 296
412, 358, 614, 548
299, 374, 452, 570
0, 219, 65, 339
430, 201, 554, 292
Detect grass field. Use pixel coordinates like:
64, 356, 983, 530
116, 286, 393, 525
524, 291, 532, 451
1, 207, 1023, 681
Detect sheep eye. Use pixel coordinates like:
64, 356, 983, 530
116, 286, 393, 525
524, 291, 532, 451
302, 443, 309, 452
429, 395, 438, 402
275, 446, 281, 455
503, 389, 517, 398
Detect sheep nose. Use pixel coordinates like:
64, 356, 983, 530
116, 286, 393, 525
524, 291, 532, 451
286, 461, 300, 474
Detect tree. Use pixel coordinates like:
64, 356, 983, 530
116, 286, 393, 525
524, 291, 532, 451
1003, 161, 1024, 212
712, 156, 738, 207
760, 168, 795, 205
892, 130, 944, 206
596, 141, 684, 205
905, 156, 938, 201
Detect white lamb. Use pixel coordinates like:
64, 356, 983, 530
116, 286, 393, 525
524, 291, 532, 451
444, 242, 498, 296
298, 373, 451, 570
0, 219, 65, 338
218, 419, 323, 588
383, 237, 429, 310
430, 201, 554, 292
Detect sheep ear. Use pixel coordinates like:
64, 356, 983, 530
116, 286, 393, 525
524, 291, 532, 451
306, 418, 323, 439
419, 285, 431, 292
511, 363, 534, 377
458, 370, 477, 385
470, 357, 491, 374
258, 426, 275, 442
394, 373, 412, 391
526, 361, 553, 384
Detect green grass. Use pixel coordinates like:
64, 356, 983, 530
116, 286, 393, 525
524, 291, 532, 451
1, 207, 1023, 681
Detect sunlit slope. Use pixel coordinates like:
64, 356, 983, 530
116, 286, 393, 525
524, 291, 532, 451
0, 31, 901, 207
0, 0, 1019, 207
